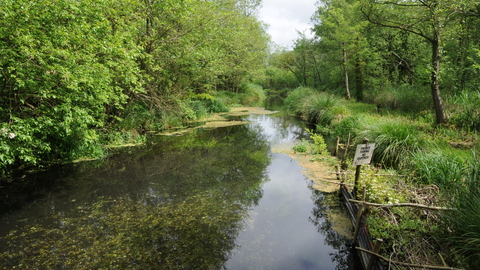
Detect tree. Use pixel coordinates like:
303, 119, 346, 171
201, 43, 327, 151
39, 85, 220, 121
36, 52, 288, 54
312, 0, 369, 99
360, 0, 464, 124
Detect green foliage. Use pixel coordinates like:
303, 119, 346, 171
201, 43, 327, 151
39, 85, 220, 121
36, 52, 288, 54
0, 0, 270, 176
292, 130, 327, 155
293, 140, 309, 153
237, 83, 266, 106
357, 165, 401, 204
302, 92, 346, 126
261, 65, 298, 90
447, 91, 480, 132
306, 129, 328, 155
332, 115, 362, 139
284, 87, 317, 113
361, 120, 426, 168
364, 84, 432, 114
447, 157, 480, 268
411, 149, 474, 190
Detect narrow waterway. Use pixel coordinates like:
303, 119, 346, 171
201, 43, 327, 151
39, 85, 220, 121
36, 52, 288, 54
0, 109, 356, 269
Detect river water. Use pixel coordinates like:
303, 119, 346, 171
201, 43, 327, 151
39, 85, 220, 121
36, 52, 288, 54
0, 110, 357, 269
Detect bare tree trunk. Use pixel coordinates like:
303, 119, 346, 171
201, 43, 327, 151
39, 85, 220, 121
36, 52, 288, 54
343, 46, 351, 100
431, 35, 446, 125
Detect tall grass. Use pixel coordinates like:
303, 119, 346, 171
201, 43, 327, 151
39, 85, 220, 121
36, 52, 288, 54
364, 84, 431, 114
447, 153, 480, 268
284, 86, 316, 113
447, 91, 480, 132
302, 93, 346, 126
410, 149, 472, 189
360, 120, 426, 168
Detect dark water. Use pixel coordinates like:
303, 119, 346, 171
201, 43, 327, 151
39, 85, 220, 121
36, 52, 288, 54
0, 112, 357, 269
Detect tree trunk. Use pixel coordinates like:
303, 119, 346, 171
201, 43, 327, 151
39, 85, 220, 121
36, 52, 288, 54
431, 38, 446, 125
343, 46, 351, 100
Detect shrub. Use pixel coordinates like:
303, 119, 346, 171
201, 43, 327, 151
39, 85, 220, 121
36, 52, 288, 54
238, 83, 266, 106
284, 86, 316, 113
301, 93, 344, 126
361, 120, 426, 169
332, 115, 362, 139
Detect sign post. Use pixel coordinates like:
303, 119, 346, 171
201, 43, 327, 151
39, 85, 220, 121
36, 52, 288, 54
352, 138, 375, 196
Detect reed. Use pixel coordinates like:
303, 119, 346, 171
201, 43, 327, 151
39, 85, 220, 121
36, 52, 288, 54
361, 120, 426, 169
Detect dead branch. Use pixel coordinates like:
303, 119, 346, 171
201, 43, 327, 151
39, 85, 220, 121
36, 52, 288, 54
355, 247, 464, 270
348, 199, 455, 211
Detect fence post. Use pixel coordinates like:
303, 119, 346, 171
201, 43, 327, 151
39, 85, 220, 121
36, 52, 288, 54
354, 137, 369, 197
366, 239, 384, 270
334, 136, 340, 157
352, 187, 366, 246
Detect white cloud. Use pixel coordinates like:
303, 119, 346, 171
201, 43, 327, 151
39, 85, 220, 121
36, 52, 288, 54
259, 0, 318, 49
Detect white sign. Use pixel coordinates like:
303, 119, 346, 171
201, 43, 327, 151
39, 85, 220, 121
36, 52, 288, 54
352, 143, 375, 166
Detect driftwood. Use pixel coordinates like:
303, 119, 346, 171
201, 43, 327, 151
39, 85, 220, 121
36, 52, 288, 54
348, 199, 455, 211
356, 247, 464, 270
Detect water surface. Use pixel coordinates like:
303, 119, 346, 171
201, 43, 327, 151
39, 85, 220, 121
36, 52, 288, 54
0, 112, 355, 269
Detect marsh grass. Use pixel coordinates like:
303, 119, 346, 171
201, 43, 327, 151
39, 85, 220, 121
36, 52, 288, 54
302, 93, 346, 126
284, 86, 316, 113
447, 155, 480, 268
447, 91, 480, 132
411, 149, 473, 190
360, 120, 426, 169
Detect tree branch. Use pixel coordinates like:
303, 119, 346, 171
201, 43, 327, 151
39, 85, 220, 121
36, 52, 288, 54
356, 247, 465, 270
348, 199, 455, 210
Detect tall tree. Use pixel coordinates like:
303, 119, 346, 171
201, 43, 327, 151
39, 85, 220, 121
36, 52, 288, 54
360, 0, 464, 124
312, 0, 369, 99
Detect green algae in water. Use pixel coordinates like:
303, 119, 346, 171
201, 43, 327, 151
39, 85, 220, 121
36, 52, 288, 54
1, 192, 251, 269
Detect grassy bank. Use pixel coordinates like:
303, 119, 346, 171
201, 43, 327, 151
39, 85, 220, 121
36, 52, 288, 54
285, 87, 480, 269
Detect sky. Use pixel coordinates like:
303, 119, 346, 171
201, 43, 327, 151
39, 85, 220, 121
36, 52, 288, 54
259, 0, 318, 49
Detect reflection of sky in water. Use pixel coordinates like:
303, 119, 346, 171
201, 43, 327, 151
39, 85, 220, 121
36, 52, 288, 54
245, 114, 307, 146
226, 114, 348, 270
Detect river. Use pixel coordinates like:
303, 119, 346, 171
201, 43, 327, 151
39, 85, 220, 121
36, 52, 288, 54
0, 108, 358, 269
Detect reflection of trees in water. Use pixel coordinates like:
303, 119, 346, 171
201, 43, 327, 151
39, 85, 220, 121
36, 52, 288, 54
308, 187, 360, 270
0, 124, 273, 269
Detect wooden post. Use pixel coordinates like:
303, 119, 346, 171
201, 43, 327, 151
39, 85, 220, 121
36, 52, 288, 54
354, 137, 369, 197
334, 136, 340, 157
341, 133, 351, 168
366, 239, 384, 270
336, 165, 342, 197
352, 187, 366, 246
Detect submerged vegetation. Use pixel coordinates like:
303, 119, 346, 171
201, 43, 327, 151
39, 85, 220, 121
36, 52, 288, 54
2, 0, 480, 268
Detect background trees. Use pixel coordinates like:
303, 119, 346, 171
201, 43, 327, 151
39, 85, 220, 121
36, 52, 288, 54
263, 0, 480, 127
0, 0, 270, 176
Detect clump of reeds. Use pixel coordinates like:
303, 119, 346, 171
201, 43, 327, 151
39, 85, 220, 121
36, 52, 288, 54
301, 92, 346, 126
446, 153, 480, 268
360, 120, 426, 169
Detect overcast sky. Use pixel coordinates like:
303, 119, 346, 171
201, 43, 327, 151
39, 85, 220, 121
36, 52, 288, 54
259, 0, 318, 49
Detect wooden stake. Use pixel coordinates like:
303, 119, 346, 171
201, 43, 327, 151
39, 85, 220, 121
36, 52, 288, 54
334, 136, 340, 157
352, 187, 366, 246
366, 239, 383, 270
